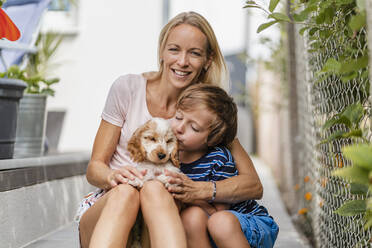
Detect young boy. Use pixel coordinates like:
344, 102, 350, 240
171, 84, 279, 248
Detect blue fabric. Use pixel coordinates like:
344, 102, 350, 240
3, 0, 43, 7
181, 147, 272, 215
181, 146, 279, 247
208, 210, 279, 248
0, 0, 51, 72
229, 210, 279, 248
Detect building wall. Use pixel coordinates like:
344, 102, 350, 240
46, 0, 250, 152
46, 0, 163, 151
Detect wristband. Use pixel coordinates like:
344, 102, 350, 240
209, 181, 216, 203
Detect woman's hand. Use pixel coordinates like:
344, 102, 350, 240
165, 169, 212, 203
107, 166, 146, 189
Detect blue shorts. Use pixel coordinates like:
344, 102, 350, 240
210, 210, 279, 248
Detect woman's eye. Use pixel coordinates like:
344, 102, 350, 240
175, 116, 182, 120
169, 48, 178, 52
191, 51, 201, 56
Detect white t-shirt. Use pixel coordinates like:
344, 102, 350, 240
101, 74, 154, 170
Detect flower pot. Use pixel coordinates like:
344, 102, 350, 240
0, 78, 27, 159
45, 109, 66, 154
14, 94, 47, 158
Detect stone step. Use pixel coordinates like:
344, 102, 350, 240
23, 158, 311, 248
23, 223, 79, 248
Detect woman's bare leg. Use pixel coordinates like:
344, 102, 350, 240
140, 180, 187, 248
181, 206, 212, 248
79, 184, 140, 248
208, 211, 250, 248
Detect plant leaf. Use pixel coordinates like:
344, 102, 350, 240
269, 0, 280, 12
341, 72, 358, 83
364, 210, 372, 229
349, 11, 366, 31
322, 115, 351, 130
319, 130, 345, 144
335, 199, 366, 216
341, 103, 364, 127
269, 12, 291, 22
299, 26, 309, 35
341, 129, 363, 139
321, 58, 341, 73
257, 20, 279, 33
350, 183, 369, 195
342, 144, 372, 170
333, 166, 369, 185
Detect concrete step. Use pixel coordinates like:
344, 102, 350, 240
23, 223, 79, 248
23, 157, 311, 248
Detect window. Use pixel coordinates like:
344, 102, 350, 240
41, 0, 79, 34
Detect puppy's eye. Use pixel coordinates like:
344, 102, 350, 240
166, 138, 174, 144
145, 136, 156, 142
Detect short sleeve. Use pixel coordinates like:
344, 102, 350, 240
210, 147, 238, 181
101, 75, 131, 127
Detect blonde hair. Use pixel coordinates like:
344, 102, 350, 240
176, 84, 237, 147
157, 11, 229, 90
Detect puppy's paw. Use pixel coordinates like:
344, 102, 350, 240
156, 174, 169, 185
128, 177, 144, 188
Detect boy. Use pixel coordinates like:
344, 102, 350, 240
171, 84, 279, 248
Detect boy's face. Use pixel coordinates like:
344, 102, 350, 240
171, 107, 215, 154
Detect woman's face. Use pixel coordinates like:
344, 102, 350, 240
161, 24, 210, 89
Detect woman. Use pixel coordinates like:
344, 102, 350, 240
77, 11, 263, 248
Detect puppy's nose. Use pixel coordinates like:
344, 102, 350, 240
157, 152, 166, 160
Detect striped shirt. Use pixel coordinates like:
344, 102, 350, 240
180, 146, 268, 215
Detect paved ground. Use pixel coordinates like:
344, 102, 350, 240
23, 157, 311, 248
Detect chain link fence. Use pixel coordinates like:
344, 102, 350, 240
293, 7, 372, 248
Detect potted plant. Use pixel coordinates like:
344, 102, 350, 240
0, 0, 26, 159
0, 32, 63, 158
0, 76, 26, 159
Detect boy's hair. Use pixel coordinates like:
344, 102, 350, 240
176, 84, 238, 147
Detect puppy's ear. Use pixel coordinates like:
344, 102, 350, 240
127, 126, 146, 163
170, 141, 180, 168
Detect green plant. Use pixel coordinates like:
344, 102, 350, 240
244, 0, 369, 85
0, 65, 59, 96
332, 144, 372, 229
245, 0, 371, 237
0, 32, 63, 96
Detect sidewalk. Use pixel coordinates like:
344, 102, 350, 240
253, 158, 311, 248
23, 157, 310, 248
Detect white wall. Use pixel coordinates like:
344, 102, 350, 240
170, 0, 247, 55
47, 0, 163, 151
46, 0, 255, 152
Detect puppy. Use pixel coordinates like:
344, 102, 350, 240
126, 117, 180, 188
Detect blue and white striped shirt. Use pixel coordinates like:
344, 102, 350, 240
180, 146, 267, 215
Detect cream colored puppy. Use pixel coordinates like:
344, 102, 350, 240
127, 118, 180, 188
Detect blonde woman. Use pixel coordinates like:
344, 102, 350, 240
77, 11, 263, 248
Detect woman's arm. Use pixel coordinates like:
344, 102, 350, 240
86, 119, 144, 190
216, 138, 263, 202
166, 138, 263, 204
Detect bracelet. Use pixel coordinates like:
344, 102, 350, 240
209, 181, 216, 203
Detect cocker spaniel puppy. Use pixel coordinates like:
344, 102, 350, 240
127, 117, 180, 188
